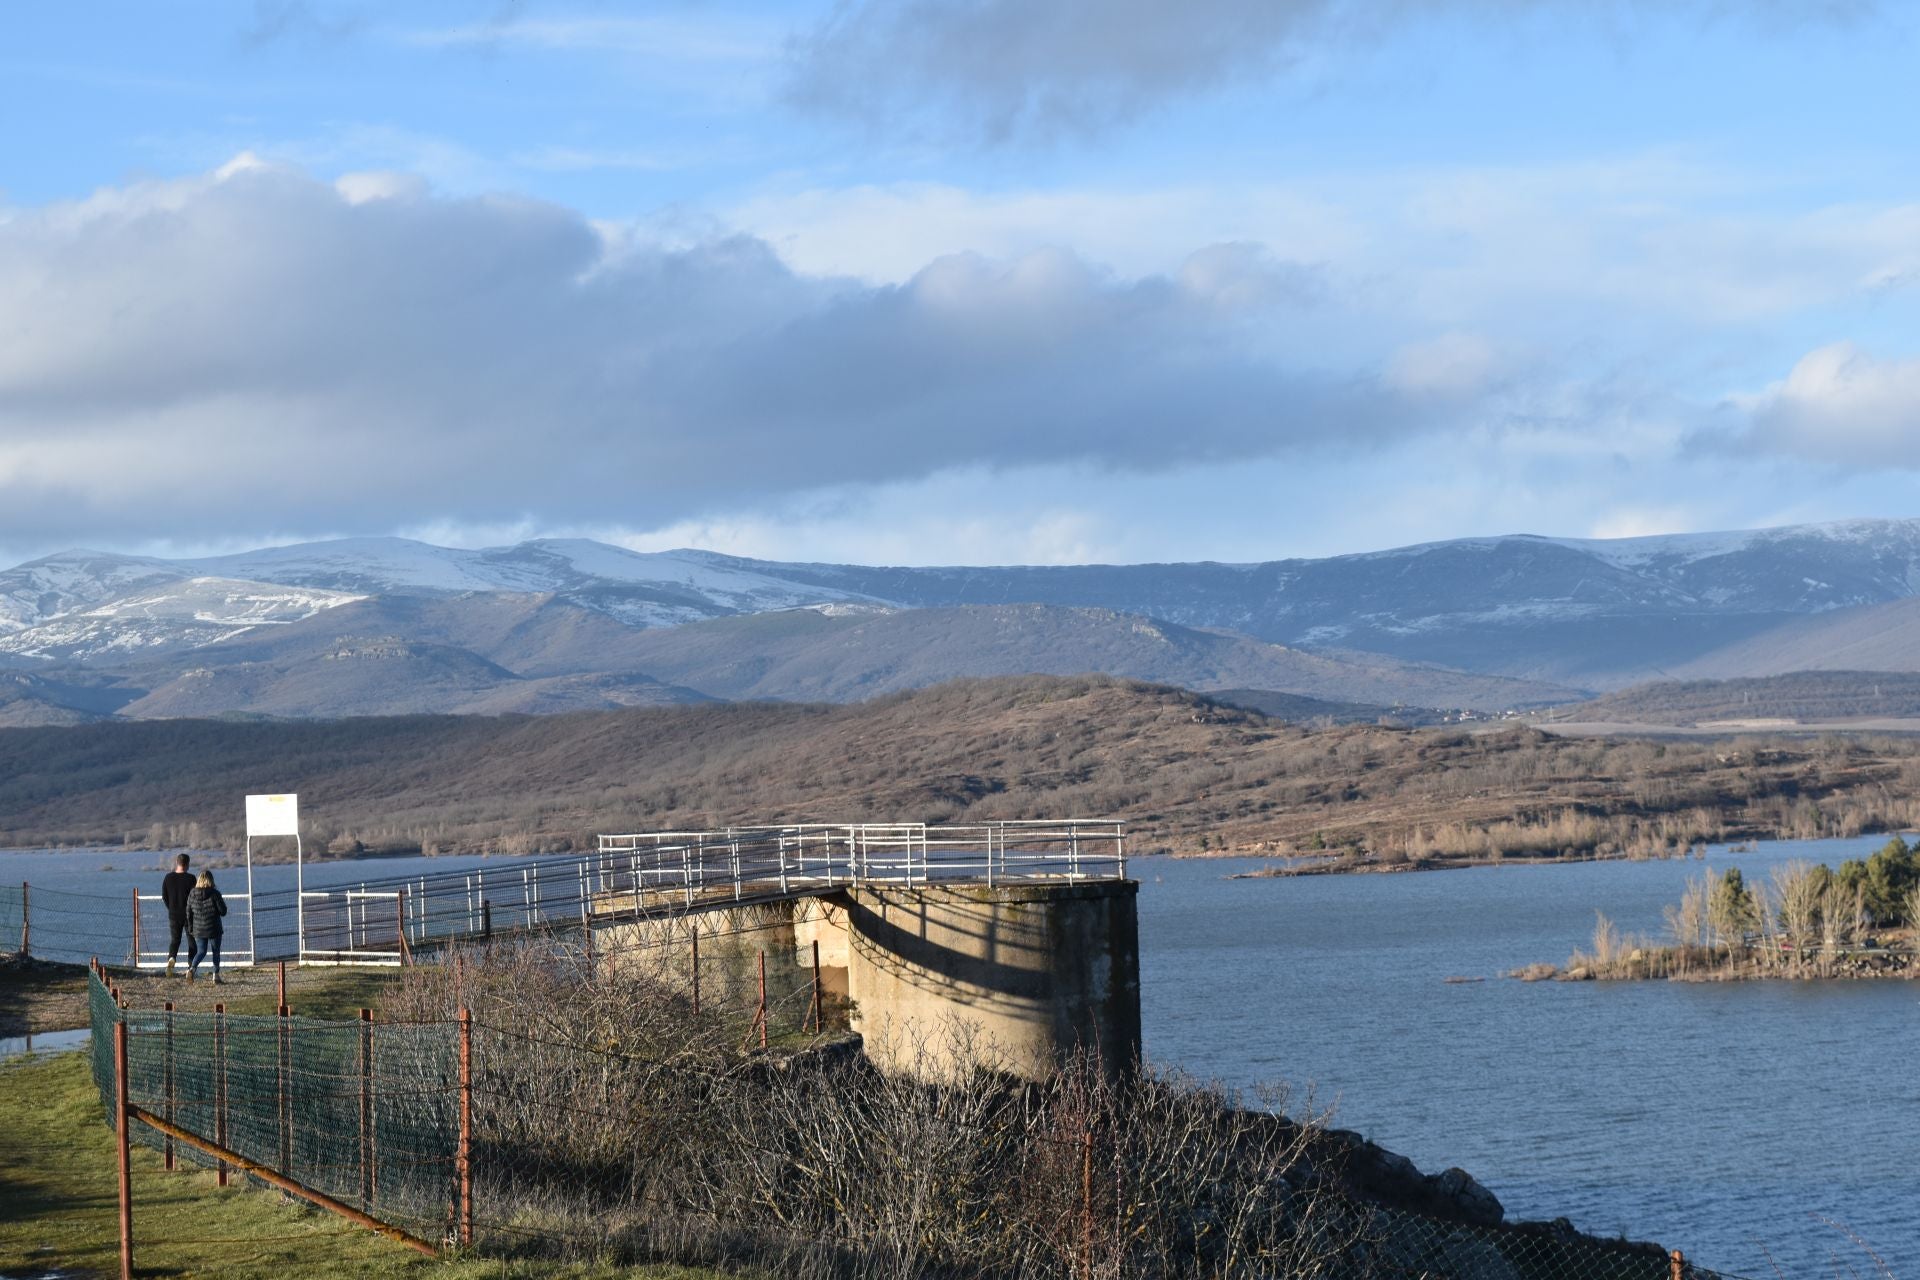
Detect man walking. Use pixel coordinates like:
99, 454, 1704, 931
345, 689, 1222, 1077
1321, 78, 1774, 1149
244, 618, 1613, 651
161, 853, 196, 977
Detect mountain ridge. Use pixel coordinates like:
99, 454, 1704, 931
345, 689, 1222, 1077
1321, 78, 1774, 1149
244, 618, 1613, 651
3, 516, 1918, 720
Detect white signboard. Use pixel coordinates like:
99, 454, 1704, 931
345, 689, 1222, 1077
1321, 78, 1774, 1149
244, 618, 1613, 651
245, 793, 300, 838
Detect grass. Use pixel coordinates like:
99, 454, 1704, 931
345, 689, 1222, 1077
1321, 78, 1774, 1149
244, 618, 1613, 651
0, 955, 91, 1034
0, 1050, 731, 1280
2, 959, 417, 1035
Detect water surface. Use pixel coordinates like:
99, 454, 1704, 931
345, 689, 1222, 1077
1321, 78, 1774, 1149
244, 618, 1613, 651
1139, 837, 1920, 1276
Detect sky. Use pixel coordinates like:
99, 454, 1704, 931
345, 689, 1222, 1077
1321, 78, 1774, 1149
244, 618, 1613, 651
2, 0, 1918, 568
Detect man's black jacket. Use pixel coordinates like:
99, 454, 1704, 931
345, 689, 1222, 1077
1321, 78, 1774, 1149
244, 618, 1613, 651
161, 871, 196, 922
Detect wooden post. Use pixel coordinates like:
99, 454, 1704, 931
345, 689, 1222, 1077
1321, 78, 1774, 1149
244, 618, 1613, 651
397, 889, 412, 967
162, 1001, 175, 1171
690, 925, 700, 1016
1670, 1250, 1685, 1280
359, 1009, 375, 1210
757, 949, 768, 1050
215, 1002, 228, 1187
277, 959, 287, 1011
457, 1007, 473, 1248
18, 882, 26, 957
809, 939, 822, 1033
115, 1020, 133, 1280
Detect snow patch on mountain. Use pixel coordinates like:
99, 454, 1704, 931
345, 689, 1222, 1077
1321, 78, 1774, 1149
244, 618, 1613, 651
0, 578, 364, 663
0, 550, 188, 632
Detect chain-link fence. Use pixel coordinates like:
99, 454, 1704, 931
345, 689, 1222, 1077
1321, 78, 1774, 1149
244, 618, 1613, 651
87, 945, 1813, 1280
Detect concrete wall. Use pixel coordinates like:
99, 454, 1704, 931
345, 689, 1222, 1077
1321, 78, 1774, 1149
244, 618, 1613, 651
592, 881, 1143, 1081
838, 880, 1141, 1081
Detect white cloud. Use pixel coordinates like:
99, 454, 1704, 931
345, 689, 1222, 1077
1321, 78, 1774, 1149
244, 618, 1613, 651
1735, 341, 1920, 467
1388, 333, 1501, 401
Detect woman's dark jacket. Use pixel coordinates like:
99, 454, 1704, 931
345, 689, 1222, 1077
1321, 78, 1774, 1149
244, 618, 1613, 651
186, 886, 227, 939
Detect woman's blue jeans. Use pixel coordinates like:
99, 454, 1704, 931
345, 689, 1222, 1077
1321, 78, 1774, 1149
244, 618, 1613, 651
190, 936, 221, 976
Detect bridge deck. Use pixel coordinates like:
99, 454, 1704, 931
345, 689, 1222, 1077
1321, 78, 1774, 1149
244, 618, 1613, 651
298, 821, 1125, 965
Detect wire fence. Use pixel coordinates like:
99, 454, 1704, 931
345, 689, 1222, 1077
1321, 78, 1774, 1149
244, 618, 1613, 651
83, 950, 1803, 1280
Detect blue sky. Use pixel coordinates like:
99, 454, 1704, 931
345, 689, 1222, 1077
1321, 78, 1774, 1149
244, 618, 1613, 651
2, 1, 1918, 567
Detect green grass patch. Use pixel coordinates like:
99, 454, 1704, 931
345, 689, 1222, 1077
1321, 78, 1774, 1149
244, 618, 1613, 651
0, 1050, 729, 1280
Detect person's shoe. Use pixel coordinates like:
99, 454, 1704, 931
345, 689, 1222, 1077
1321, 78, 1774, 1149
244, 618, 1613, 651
165, 958, 175, 978
187, 970, 196, 983
212, 975, 222, 986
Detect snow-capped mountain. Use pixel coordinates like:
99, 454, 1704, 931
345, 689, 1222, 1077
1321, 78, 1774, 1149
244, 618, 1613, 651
0, 578, 364, 663
3, 518, 1920, 708
188, 537, 882, 627
0, 550, 188, 633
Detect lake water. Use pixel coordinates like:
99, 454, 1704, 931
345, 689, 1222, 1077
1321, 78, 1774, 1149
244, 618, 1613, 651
1139, 837, 1920, 1277
7, 836, 1917, 1274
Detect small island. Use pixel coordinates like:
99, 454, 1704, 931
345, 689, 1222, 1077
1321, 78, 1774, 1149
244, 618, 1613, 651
1515, 836, 1920, 982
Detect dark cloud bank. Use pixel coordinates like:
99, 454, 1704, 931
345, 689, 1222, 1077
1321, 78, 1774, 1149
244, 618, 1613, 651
0, 161, 1399, 548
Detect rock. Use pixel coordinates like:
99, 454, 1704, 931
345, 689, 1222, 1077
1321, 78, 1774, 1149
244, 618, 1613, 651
1429, 1166, 1504, 1227
1560, 966, 1593, 981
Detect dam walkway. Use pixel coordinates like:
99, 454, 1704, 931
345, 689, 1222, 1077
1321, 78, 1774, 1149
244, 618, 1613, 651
293, 821, 1127, 966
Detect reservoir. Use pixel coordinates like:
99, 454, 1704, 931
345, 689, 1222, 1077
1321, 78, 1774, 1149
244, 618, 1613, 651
9, 835, 1916, 1273
1140, 837, 1920, 1275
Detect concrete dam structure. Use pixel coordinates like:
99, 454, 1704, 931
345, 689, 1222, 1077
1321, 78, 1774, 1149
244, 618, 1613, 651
548, 823, 1141, 1080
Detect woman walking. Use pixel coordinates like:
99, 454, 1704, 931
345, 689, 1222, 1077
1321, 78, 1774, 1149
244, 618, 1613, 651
186, 869, 228, 984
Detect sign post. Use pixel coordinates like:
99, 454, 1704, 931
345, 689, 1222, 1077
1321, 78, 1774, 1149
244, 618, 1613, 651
245, 794, 300, 963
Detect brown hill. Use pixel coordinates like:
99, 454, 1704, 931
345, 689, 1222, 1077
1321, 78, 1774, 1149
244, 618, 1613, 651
4, 676, 1917, 862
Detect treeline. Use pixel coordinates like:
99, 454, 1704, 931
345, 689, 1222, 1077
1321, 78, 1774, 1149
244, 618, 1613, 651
4, 675, 1920, 863
1552, 838, 1920, 982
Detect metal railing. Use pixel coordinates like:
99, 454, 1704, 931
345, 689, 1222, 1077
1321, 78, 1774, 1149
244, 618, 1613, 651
132, 891, 257, 969
295, 820, 1125, 966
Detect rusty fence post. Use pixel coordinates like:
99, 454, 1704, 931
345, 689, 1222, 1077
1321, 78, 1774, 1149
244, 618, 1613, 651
162, 1001, 175, 1171
115, 1018, 133, 1280
1080, 1127, 1094, 1280
457, 1007, 473, 1248
278, 977, 292, 1175
359, 1008, 375, 1210
690, 925, 700, 1016
18, 882, 27, 957
214, 1002, 228, 1187
809, 939, 822, 1033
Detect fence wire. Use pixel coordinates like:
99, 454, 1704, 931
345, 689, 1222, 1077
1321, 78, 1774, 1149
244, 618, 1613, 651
87, 955, 1800, 1280
90, 971, 459, 1245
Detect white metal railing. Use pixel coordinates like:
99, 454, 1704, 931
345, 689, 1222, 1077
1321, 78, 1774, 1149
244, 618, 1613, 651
133, 892, 256, 969
295, 820, 1124, 964
298, 889, 406, 967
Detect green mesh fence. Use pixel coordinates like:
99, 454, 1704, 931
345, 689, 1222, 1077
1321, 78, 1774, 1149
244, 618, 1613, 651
89, 969, 459, 1245
86, 959, 1792, 1279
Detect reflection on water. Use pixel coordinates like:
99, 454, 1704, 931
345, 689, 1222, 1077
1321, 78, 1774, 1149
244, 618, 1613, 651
1140, 837, 1920, 1276
0, 1026, 90, 1062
